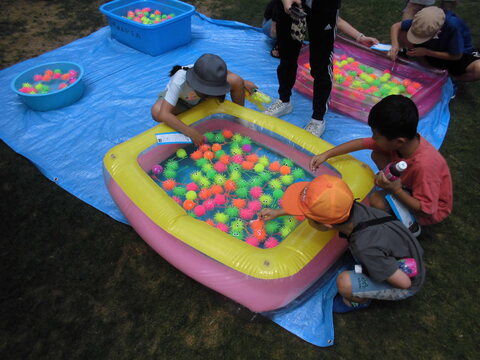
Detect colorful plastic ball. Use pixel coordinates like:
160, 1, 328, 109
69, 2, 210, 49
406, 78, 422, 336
201, 163, 214, 173
250, 219, 264, 230
235, 187, 249, 199
230, 170, 241, 181
231, 230, 244, 241
259, 195, 273, 206
199, 177, 211, 188
214, 162, 227, 173
152, 165, 163, 175
214, 133, 225, 143
239, 208, 255, 220
215, 150, 226, 159
214, 193, 227, 205
214, 212, 229, 223
163, 168, 176, 179
231, 146, 243, 156
272, 189, 284, 200
280, 165, 291, 175
183, 199, 196, 211
269, 179, 282, 190
232, 198, 247, 209
241, 144, 252, 152
211, 143, 222, 152
269, 161, 281, 172
224, 179, 237, 192
280, 226, 292, 237
259, 172, 272, 182
253, 164, 265, 173
250, 176, 263, 187
33, 74, 43, 81
249, 186, 263, 198
216, 223, 229, 233
225, 206, 239, 217
236, 178, 248, 188
214, 174, 227, 185
245, 236, 260, 246
176, 149, 187, 158
258, 156, 270, 167
231, 219, 244, 231
204, 132, 215, 142
232, 134, 243, 142
246, 154, 259, 163
198, 188, 212, 200
203, 151, 215, 160
58, 83, 68, 90
292, 168, 305, 179
283, 216, 298, 228
190, 150, 203, 160
265, 237, 279, 248
222, 129, 233, 138
206, 169, 217, 180
231, 155, 244, 164
253, 228, 267, 241
210, 184, 224, 194
218, 154, 230, 165
186, 190, 197, 200
265, 221, 280, 234
194, 205, 206, 217
203, 199, 216, 211
247, 200, 262, 212
162, 179, 176, 191
199, 144, 210, 152
173, 186, 187, 197
190, 171, 202, 182
406, 85, 417, 95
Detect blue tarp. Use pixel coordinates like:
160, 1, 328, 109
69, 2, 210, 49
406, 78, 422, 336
0, 12, 452, 347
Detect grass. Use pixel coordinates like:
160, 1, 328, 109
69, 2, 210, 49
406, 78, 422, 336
1, 0, 479, 359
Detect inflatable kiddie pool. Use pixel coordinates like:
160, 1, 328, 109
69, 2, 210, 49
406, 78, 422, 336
295, 36, 448, 122
103, 99, 374, 312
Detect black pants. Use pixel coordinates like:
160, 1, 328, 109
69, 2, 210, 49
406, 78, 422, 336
275, 0, 340, 120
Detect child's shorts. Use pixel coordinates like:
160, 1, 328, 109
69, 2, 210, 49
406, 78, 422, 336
349, 271, 414, 301
426, 52, 480, 76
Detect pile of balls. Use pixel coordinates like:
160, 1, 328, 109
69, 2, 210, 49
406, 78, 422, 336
150, 130, 309, 248
123, 7, 175, 25
17, 69, 78, 94
302, 54, 422, 102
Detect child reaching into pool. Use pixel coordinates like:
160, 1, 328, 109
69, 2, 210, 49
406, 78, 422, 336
151, 53, 257, 146
309, 95, 453, 230
258, 174, 425, 312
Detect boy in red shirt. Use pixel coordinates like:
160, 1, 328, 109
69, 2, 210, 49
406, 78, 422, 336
310, 95, 453, 227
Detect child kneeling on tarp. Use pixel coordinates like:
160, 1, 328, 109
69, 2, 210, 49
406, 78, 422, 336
259, 174, 425, 313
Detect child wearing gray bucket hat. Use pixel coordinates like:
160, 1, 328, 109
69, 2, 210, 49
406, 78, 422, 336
151, 53, 257, 146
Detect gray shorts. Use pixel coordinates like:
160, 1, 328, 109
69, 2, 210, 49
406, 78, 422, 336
349, 271, 414, 301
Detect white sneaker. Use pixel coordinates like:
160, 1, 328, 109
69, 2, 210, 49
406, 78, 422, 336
263, 99, 293, 117
305, 119, 326, 137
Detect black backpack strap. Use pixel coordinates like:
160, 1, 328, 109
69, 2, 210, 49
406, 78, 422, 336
351, 216, 396, 234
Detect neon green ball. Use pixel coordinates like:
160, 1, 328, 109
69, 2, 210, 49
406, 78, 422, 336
176, 149, 187, 158
186, 191, 197, 200
254, 164, 265, 173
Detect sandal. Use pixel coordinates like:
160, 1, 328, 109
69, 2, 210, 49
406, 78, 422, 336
270, 43, 279, 58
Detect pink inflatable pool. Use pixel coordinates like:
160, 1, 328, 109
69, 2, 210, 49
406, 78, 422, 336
294, 36, 448, 122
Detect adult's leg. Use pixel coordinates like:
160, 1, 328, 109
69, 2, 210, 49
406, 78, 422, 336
307, 0, 340, 120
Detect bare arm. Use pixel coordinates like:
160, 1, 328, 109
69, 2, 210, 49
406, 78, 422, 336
388, 22, 402, 61
375, 172, 424, 214
337, 17, 379, 47
310, 139, 365, 171
407, 47, 463, 61
258, 208, 289, 221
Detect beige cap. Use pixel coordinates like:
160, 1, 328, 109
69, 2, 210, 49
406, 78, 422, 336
407, 6, 446, 44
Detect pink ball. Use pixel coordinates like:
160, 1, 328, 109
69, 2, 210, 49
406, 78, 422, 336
194, 205, 206, 217
214, 162, 227, 172
245, 236, 260, 247
152, 164, 163, 175
249, 186, 263, 198
216, 223, 229, 232
231, 154, 244, 164
172, 196, 182, 205
53, 73, 62, 79
406, 85, 417, 95
265, 237, 279, 248
58, 83, 68, 90
186, 182, 199, 191
239, 208, 255, 220
247, 200, 262, 212
203, 199, 216, 211
33, 74, 43, 81
241, 144, 252, 152
214, 194, 226, 205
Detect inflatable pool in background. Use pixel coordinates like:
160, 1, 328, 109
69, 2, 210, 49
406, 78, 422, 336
103, 99, 374, 312
295, 36, 448, 122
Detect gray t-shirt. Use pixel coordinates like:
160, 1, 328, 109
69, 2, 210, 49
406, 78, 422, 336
347, 202, 425, 295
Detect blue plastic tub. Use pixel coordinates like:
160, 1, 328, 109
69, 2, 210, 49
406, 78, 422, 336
11, 62, 85, 112
100, 0, 195, 56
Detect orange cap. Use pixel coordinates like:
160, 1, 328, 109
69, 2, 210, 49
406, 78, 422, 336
281, 175, 354, 224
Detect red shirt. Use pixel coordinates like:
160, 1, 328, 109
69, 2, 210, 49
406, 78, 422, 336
363, 136, 453, 225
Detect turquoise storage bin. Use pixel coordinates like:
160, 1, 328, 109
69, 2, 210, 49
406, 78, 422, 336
100, 0, 195, 56
11, 62, 85, 112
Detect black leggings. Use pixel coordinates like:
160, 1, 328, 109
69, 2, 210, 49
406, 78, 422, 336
275, 0, 340, 120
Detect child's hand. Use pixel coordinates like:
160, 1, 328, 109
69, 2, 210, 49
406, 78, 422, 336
243, 80, 258, 95
310, 153, 328, 172
375, 171, 402, 192
387, 45, 399, 61
258, 208, 280, 221
406, 47, 429, 57
188, 128, 205, 147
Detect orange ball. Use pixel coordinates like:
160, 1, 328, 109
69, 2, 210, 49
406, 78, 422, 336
203, 151, 215, 160
219, 154, 230, 165
413, 82, 421, 89
253, 228, 267, 241
250, 219, 264, 230
199, 188, 212, 200
280, 165, 291, 175
232, 198, 246, 209
61, 73, 70, 80
190, 150, 203, 160
246, 154, 259, 163
212, 143, 222, 152
199, 144, 210, 152
162, 179, 176, 191
241, 161, 254, 170
269, 161, 281, 172
222, 129, 233, 138
183, 199, 196, 211
206, 219, 215, 226
210, 184, 224, 194
224, 180, 237, 192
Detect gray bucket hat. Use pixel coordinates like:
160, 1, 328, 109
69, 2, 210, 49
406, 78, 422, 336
186, 54, 231, 96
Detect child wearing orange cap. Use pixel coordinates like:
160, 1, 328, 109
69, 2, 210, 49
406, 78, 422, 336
259, 174, 425, 312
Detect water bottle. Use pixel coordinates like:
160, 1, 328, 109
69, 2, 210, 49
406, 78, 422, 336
398, 258, 417, 277
383, 161, 407, 181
